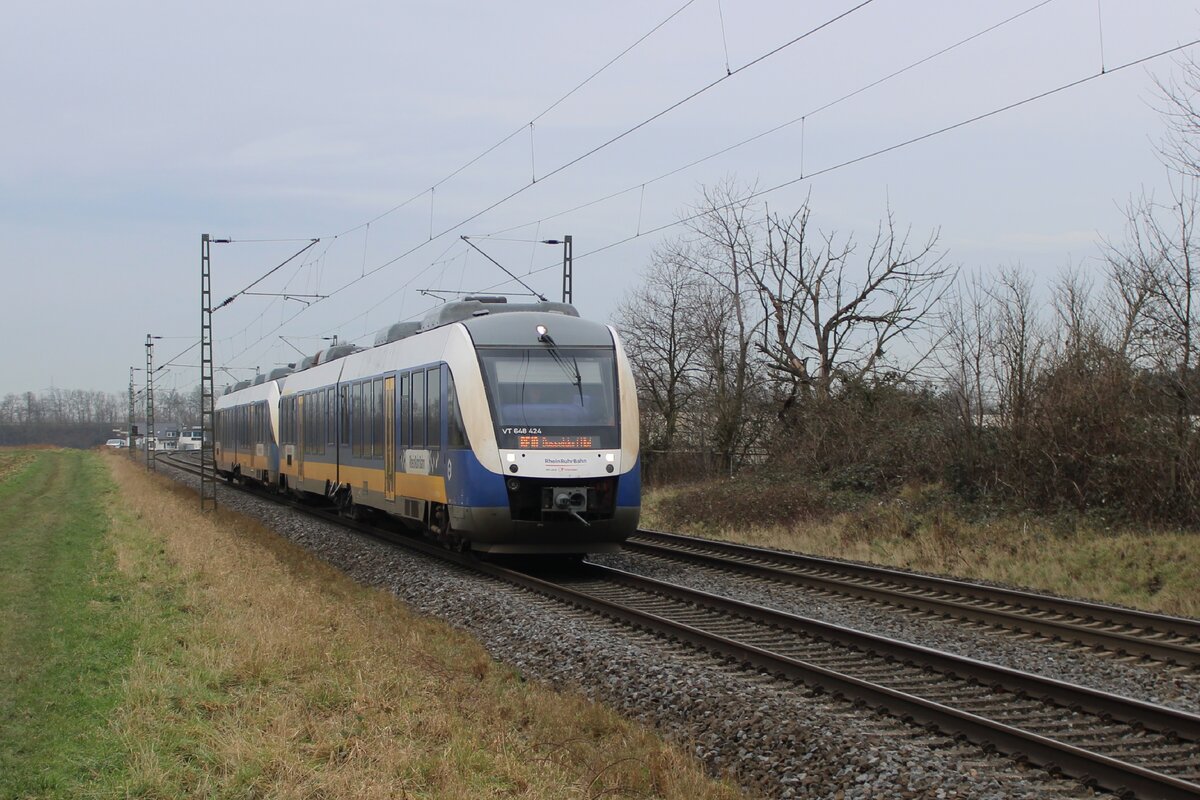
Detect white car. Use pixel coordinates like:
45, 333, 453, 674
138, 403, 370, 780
105, 438, 125, 448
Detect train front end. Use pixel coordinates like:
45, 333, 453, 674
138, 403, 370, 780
447, 309, 640, 554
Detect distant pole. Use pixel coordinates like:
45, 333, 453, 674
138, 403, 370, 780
200, 234, 224, 512
127, 367, 135, 459
561, 234, 572, 304
145, 334, 156, 471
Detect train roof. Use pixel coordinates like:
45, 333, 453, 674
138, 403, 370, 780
215, 375, 283, 410
418, 298, 578, 332
462, 310, 614, 347
374, 321, 421, 346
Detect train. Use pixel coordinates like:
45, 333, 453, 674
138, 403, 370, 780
213, 297, 640, 554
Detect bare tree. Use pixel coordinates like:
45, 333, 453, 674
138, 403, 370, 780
753, 202, 952, 405
1102, 206, 1157, 362
941, 270, 994, 430
675, 179, 766, 472
614, 245, 704, 452
1050, 263, 1101, 357
989, 266, 1044, 432
1107, 181, 1200, 502
1155, 53, 1200, 179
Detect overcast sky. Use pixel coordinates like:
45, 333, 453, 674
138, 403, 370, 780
3, 0, 1199, 399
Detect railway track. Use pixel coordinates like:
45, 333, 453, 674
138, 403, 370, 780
626, 529, 1200, 670
154, 452, 1200, 798
497, 562, 1200, 800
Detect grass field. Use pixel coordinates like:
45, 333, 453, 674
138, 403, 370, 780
0, 449, 138, 797
1, 448, 745, 799
644, 478, 1200, 618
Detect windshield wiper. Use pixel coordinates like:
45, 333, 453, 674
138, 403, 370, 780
539, 335, 584, 406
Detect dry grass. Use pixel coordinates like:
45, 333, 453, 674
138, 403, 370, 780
102, 453, 747, 800
643, 480, 1200, 619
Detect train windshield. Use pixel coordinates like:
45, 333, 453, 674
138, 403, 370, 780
478, 347, 618, 448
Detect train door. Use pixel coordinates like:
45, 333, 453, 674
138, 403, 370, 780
297, 394, 306, 483
384, 376, 396, 502
338, 384, 349, 479
426, 365, 442, 472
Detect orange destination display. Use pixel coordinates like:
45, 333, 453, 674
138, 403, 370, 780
516, 435, 595, 449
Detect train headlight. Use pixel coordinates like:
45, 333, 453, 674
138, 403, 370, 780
506, 477, 520, 492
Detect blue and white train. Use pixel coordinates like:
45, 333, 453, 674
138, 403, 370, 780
214, 298, 640, 554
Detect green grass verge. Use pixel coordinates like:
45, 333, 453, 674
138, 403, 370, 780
0, 450, 140, 798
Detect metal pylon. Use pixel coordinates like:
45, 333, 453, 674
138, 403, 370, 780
200, 234, 217, 511
128, 367, 136, 460
145, 334, 155, 471
561, 234, 573, 304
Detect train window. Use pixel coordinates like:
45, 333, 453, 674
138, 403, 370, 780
361, 381, 369, 457
477, 347, 618, 429
373, 379, 384, 459
350, 381, 357, 455
363, 381, 373, 458
318, 391, 325, 455
339, 385, 349, 447
313, 393, 320, 455
400, 373, 410, 449
411, 370, 425, 448
447, 370, 468, 448
305, 394, 311, 454
325, 387, 334, 453
426, 367, 441, 450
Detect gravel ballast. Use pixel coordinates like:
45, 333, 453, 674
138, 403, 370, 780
163, 467, 1112, 799
590, 551, 1200, 715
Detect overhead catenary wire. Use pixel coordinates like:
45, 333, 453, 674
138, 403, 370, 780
329, 0, 702, 239
207, 1, 721, 370
209, 5, 1180, 375
285, 0, 878, 319
277, 29, 1193, 357
481, 0, 1060, 239
481, 36, 1200, 287
215, 238, 321, 311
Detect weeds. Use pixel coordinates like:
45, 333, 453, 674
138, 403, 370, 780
644, 478, 1200, 618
